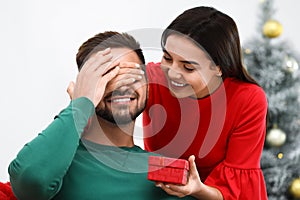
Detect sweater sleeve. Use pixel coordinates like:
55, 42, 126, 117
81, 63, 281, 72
8, 97, 94, 200
204, 86, 268, 200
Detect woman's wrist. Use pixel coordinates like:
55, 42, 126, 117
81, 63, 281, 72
191, 183, 223, 200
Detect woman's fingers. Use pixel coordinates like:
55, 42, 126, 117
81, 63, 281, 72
155, 155, 204, 198
188, 155, 201, 181
156, 183, 186, 198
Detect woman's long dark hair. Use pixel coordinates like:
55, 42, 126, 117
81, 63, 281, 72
161, 6, 258, 85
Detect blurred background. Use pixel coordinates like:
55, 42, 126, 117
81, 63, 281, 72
1, 0, 300, 198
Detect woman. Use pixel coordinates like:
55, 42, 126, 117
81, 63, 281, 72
92, 6, 268, 199
141, 6, 268, 199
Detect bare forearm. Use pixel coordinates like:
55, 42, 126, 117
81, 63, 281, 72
192, 184, 223, 200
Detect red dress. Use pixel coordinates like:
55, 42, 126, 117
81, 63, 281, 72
143, 62, 268, 199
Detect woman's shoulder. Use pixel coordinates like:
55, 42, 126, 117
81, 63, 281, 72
146, 62, 161, 72
146, 62, 166, 83
147, 62, 161, 67
224, 78, 267, 104
225, 78, 265, 94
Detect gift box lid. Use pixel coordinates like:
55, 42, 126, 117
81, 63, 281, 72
148, 156, 189, 170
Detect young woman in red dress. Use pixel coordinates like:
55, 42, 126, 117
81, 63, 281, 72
110, 6, 268, 200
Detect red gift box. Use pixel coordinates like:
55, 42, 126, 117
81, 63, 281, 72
148, 156, 189, 185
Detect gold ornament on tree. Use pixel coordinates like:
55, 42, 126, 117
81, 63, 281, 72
266, 124, 286, 147
289, 178, 300, 198
263, 19, 283, 38
277, 152, 283, 159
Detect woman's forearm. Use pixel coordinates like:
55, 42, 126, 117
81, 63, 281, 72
192, 184, 223, 200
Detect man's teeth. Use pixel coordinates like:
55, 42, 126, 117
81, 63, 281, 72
171, 81, 185, 87
111, 98, 131, 103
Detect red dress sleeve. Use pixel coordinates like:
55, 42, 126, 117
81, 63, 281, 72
205, 163, 267, 199
205, 85, 268, 200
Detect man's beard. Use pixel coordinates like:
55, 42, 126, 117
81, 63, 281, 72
95, 90, 147, 125
96, 104, 145, 125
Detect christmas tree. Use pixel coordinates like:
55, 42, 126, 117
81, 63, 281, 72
243, 0, 300, 199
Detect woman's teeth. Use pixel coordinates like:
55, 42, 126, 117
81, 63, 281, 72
171, 81, 185, 87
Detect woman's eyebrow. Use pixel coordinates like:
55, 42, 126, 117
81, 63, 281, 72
163, 48, 199, 65
180, 60, 199, 65
162, 48, 171, 57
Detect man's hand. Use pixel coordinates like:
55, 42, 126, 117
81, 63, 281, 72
67, 81, 75, 100
104, 62, 146, 94
69, 48, 120, 107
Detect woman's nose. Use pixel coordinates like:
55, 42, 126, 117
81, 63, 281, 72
168, 67, 182, 79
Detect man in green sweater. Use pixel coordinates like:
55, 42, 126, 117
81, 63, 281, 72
8, 31, 195, 200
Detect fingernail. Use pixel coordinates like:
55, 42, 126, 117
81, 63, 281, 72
104, 47, 111, 51
103, 53, 112, 57
165, 185, 170, 188
137, 75, 142, 80
156, 184, 162, 188
132, 78, 136, 82
135, 64, 140, 68
139, 70, 145, 75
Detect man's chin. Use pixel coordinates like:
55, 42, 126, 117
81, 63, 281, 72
96, 111, 134, 125
106, 117, 134, 125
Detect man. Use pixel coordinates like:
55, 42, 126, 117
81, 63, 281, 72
8, 31, 195, 200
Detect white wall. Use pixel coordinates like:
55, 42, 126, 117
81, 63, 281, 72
0, 0, 299, 181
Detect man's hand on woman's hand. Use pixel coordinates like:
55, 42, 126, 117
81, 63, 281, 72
104, 62, 146, 94
67, 60, 146, 103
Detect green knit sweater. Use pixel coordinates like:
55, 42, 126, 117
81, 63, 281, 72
8, 97, 195, 200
